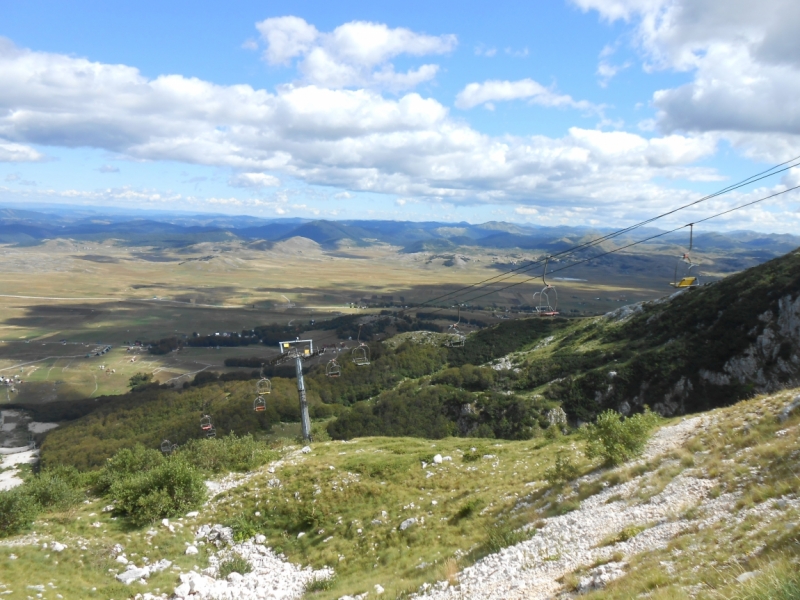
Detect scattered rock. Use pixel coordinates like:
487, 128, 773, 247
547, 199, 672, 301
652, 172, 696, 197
116, 566, 151, 585
102, 504, 115, 513
778, 395, 800, 423
577, 562, 627, 593
301, 446, 311, 454
375, 583, 385, 594
433, 454, 443, 464
116, 555, 129, 565
737, 571, 760, 584
50, 542, 66, 553
186, 511, 199, 518
399, 518, 418, 531
185, 546, 199, 556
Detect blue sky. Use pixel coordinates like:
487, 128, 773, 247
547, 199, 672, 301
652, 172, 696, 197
1, 0, 799, 231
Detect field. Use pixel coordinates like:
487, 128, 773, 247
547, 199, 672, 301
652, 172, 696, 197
0, 236, 680, 404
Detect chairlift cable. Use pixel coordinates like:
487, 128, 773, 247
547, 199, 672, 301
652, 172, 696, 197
429, 183, 800, 310
416, 156, 800, 309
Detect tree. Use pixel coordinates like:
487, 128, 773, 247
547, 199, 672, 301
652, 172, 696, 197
128, 372, 153, 389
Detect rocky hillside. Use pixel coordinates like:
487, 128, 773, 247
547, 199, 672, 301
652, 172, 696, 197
472, 247, 800, 422
1, 388, 798, 599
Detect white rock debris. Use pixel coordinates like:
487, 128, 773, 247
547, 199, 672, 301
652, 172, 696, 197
411, 417, 720, 600
173, 529, 333, 599
577, 561, 627, 593
116, 559, 172, 585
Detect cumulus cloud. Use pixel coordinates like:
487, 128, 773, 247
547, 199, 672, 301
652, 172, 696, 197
455, 78, 599, 112
572, 0, 800, 159
255, 17, 456, 91
0, 36, 732, 220
0, 139, 44, 162
228, 172, 281, 188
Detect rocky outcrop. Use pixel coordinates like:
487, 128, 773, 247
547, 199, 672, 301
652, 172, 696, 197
699, 294, 800, 395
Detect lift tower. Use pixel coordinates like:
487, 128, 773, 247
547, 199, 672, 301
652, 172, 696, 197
278, 339, 314, 442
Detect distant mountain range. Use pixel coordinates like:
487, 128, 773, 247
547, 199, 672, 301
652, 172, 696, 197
0, 206, 798, 259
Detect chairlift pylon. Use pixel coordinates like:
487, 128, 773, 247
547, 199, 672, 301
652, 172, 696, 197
669, 224, 701, 289
351, 324, 370, 366
326, 358, 341, 377
533, 256, 559, 316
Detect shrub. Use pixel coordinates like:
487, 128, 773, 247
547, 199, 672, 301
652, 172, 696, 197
94, 444, 165, 495
128, 372, 153, 389
0, 488, 39, 537
304, 575, 336, 593
228, 514, 261, 542
453, 498, 485, 521
24, 469, 84, 511
582, 408, 660, 466
179, 434, 277, 474
544, 452, 580, 485
218, 555, 252, 579
482, 521, 529, 554
109, 457, 206, 526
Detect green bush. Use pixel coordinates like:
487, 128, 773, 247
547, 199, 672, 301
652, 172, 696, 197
218, 555, 252, 579
179, 434, 277, 474
582, 408, 660, 466
0, 488, 39, 537
228, 514, 261, 542
94, 444, 165, 495
544, 452, 579, 485
482, 521, 529, 554
24, 469, 85, 511
109, 456, 206, 526
128, 372, 153, 389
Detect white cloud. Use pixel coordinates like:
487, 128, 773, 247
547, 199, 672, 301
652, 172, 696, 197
255, 17, 456, 91
597, 59, 631, 86
504, 47, 529, 58
0, 139, 44, 162
455, 78, 599, 112
474, 44, 497, 57
97, 164, 119, 173
0, 36, 740, 223
228, 172, 281, 188
572, 0, 800, 160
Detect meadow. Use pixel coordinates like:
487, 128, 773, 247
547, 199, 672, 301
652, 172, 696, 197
0, 235, 670, 404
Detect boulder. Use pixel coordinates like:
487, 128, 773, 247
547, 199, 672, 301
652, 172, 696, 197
116, 566, 150, 585
399, 518, 417, 531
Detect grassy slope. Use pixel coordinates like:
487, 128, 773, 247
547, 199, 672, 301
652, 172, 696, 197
2, 388, 799, 599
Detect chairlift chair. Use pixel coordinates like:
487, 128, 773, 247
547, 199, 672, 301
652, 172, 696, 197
352, 345, 370, 366
200, 414, 213, 431
351, 324, 371, 366
206, 426, 216, 439
160, 439, 173, 454
444, 305, 467, 347
533, 257, 559, 316
256, 378, 272, 395
253, 395, 267, 412
326, 359, 341, 377
669, 224, 701, 289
